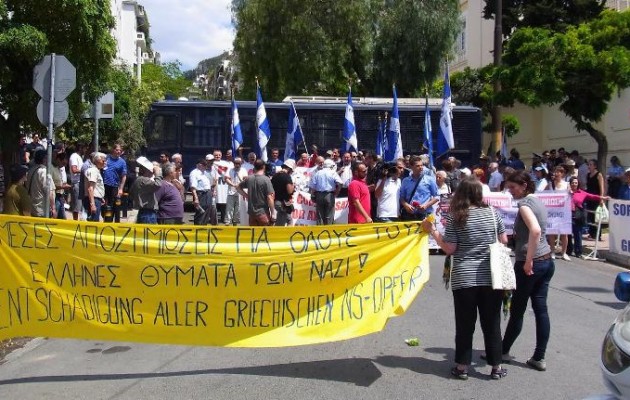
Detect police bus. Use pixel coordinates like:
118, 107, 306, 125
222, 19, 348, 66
142, 97, 482, 175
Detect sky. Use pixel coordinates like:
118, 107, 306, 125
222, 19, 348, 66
141, 0, 235, 71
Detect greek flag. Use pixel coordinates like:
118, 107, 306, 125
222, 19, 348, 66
256, 85, 271, 162
231, 97, 243, 156
284, 101, 304, 161
343, 90, 358, 152
423, 96, 434, 168
385, 85, 403, 162
437, 66, 454, 156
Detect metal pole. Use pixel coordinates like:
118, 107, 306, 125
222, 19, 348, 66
94, 101, 99, 153
491, 0, 503, 157
44, 53, 56, 219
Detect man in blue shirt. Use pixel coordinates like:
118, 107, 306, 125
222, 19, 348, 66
102, 143, 127, 222
618, 169, 630, 200
399, 155, 439, 220
309, 159, 343, 225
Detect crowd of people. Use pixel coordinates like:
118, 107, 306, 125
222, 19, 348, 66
5, 134, 630, 381
4, 137, 630, 235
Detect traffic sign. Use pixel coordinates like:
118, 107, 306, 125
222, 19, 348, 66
33, 55, 76, 101
36, 99, 69, 127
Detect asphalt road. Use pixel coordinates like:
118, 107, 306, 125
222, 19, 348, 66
0, 254, 624, 400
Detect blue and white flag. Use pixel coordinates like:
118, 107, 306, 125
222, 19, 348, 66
423, 96, 434, 168
256, 85, 271, 162
231, 97, 243, 157
343, 90, 358, 152
284, 101, 304, 161
385, 85, 403, 162
376, 115, 384, 157
437, 66, 454, 156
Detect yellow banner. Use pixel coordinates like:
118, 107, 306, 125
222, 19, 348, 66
0, 216, 429, 347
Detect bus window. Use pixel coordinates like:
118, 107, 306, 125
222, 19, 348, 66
182, 108, 227, 149
149, 114, 178, 144
309, 111, 344, 149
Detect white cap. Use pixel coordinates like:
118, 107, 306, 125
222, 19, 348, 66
323, 159, 336, 169
205, 154, 215, 161
282, 159, 296, 171
136, 156, 154, 171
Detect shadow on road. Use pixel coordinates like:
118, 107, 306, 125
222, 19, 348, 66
595, 301, 626, 310
0, 358, 383, 387
564, 286, 611, 293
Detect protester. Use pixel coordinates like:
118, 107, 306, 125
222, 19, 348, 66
269, 148, 283, 167
336, 152, 353, 197
155, 162, 184, 224
309, 158, 343, 225
374, 162, 401, 222
26, 149, 55, 218
348, 162, 372, 224
473, 168, 491, 194
129, 157, 162, 224
237, 159, 275, 226
83, 152, 107, 222
399, 155, 438, 221
213, 149, 230, 224
271, 159, 296, 226
102, 143, 127, 222
502, 170, 554, 372
422, 176, 508, 380
224, 157, 247, 226
50, 152, 71, 219
534, 166, 550, 191
608, 156, 625, 198
585, 159, 605, 240
488, 162, 503, 192
68, 143, 85, 220
548, 166, 570, 260
568, 176, 609, 258
189, 158, 215, 225
435, 170, 451, 196
4, 164, 31, 215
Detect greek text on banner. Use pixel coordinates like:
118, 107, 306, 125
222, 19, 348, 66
0, 216, 429, 347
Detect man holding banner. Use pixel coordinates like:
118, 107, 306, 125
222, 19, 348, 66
400, 156, 438, 221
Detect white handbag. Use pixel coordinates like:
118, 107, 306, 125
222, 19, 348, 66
489, 208, 516, 290
595, 204, 609, 224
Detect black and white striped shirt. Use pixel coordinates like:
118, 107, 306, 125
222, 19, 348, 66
443, 207, 506, 290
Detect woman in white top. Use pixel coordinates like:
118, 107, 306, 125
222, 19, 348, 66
534, 166, 550, 191
547, 166, 571, 260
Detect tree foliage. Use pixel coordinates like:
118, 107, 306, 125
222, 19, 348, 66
0, 0, 116, 160
232, 0, 460, 100
483, 0, 606, 35
497, 10, 630, 171
372, 0, 460, 96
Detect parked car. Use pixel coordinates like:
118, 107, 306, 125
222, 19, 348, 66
597, 272, 630, 399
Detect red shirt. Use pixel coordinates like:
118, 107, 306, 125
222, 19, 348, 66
348, 178, 371, 223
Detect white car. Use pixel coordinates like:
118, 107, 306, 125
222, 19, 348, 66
596, 272, 630, 399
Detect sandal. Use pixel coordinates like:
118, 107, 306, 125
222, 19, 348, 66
451, 366, 468, 380
490, 367, 508, 380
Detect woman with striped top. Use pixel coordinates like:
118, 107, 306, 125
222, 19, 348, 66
423, 176, 508, 380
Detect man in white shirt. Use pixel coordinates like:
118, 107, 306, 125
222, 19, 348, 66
26, 149, 55, 218
375, 163, 401, 222
224, 157, 248, 226
69, 143, 85, 220
189, 158, 215, 225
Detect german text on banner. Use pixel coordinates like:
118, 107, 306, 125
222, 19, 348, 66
0, 216, 429, 347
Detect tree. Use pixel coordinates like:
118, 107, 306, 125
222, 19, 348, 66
483, 0, 606, 36
372, 0, 460, 96
0, 0, 116, 162
232, 0, 373, 100
232, 0, 460, 99
497, 10, 630, 173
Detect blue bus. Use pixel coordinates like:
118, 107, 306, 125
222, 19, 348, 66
143, 97, 482, 175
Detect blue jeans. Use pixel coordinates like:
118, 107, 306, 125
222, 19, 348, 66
55, 194, 66, 220
137, 209, 158, 224
83, 197, 102, 222
571, 218, 585, 257
502, 258, 555, 361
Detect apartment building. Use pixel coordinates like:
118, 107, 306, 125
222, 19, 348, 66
453, 0, 630, 167
110, 0, 159, 70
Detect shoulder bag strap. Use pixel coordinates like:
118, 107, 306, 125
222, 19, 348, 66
491, 206, 499, 242
406, 175, 423, 204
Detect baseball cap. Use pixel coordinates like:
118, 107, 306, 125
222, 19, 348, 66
136, 156, 154, 171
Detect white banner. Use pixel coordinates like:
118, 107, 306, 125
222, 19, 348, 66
292, 191, 349, 225
609, 199, 630, 256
